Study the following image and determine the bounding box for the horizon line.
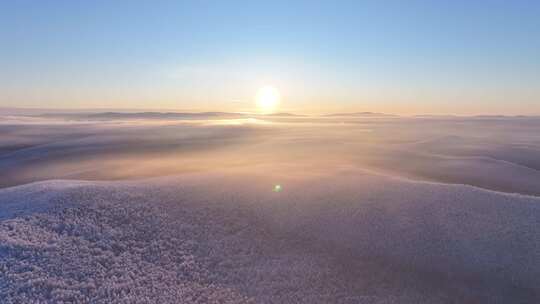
[2,106,540,118]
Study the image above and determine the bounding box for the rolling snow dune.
[1,171,539,303]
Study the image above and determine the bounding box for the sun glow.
[256,86,280,114]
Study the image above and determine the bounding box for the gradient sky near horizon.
[1,0,539,114]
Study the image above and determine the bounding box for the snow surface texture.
[1,171,539,303]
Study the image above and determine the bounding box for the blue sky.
[1,0,539,114]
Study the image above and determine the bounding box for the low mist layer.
[2,113,540,196]
[1,113,540,302]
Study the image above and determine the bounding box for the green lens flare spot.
[273,184,282,192]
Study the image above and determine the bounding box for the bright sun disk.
[256,86,280,114]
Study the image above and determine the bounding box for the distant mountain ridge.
[39,111,245,120]
[324,112,397,117]
[37,111,307,120]
[262,112,306,117]
[88,111,244,119]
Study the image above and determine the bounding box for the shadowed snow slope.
[1,171,539,303]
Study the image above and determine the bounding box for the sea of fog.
[2,113,540,195]
[1,113,540,303]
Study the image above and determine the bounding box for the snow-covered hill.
[1,171,539,303]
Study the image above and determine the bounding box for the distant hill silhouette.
[324,112,397,117]
[37,111,310,120]
[40,112,246,120]
[260,112,306,117]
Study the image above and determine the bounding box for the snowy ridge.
[1,172,540,303]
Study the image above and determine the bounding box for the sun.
[256,86,280,114]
